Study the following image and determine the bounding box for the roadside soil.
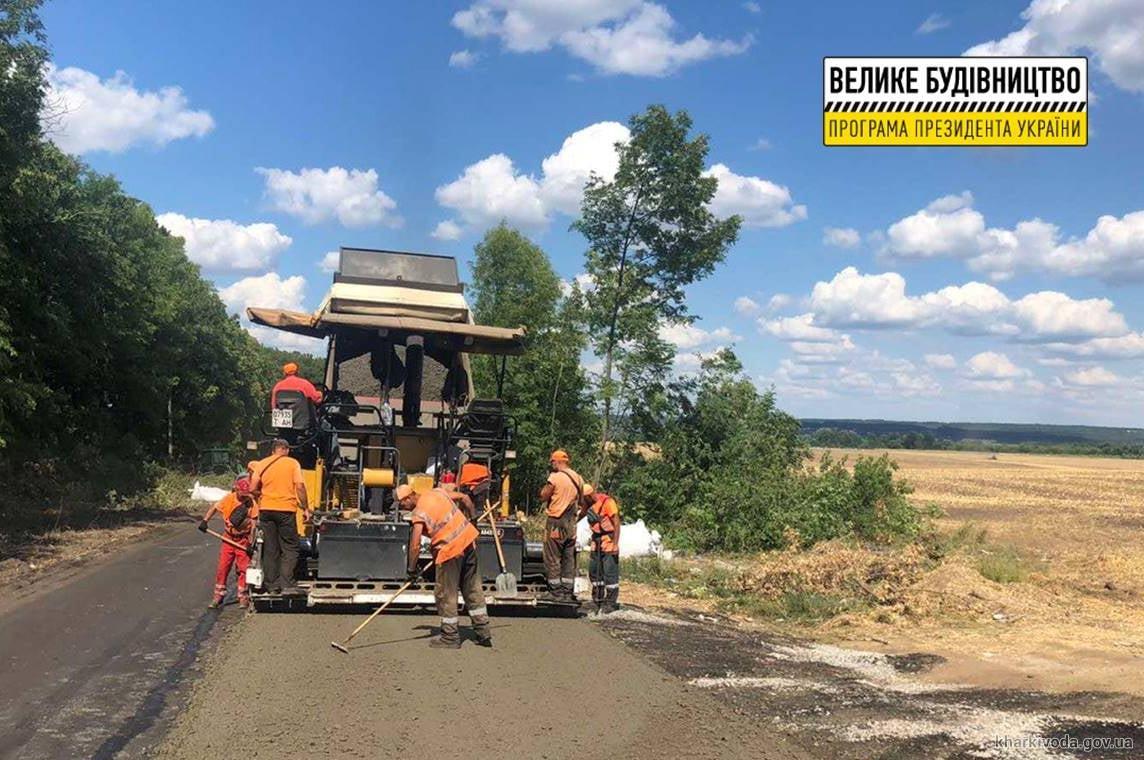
[597,606,1144,759]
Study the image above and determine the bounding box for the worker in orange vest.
[396,483,491,649]
[249,439,311,595]
[538,449,583,602]
[198,475,258,608]
[270,362,322,408]
[578,484,621,614]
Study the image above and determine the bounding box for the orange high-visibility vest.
[588,493,620,554]
[411,489,478,565]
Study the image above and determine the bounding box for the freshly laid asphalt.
[0,522,233,759]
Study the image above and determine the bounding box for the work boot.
[601,587,620,614]
[429,635,462,649]
[560,583,577,603]
[208,596,225,609]
[280,585,304,596]
[539,582,563,603]
[473,621,493,647]
[238,595,249,609]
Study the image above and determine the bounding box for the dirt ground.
[155,611,807,760]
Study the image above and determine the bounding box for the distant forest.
[801,419,1144,458]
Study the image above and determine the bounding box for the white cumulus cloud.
[1060,366,1120,388]
[924,353,957,370]
[882,193,1144,283]
[449,49,480,68]
[319,251,340,273]
[823,227,861,248]
[218,272,323,353]
[964,351,1030,382]
[43,64,214,154]
[157,213,291,273]
[257,167,401,228]
[966,0,1144,93]
[452,1,751,77]
[806,266,1128,342]
[733,296,761,317]
[705,164,807,228]
[659,321,737,350]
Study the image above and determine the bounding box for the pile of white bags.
[188,481,230,502]
[576,516,663,557]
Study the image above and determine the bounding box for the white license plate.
[271,409,293,428]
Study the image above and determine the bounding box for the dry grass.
[627,449,1144,695]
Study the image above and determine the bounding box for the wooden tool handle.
[346,561,433,642]
[206,527,251,553]
[486,509,508,571]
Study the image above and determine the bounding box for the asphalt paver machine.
[245,247,566,611]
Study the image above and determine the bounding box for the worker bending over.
[249,438,310,595]
[579,484,621,614]
[396,484,492,649]
[198,475,258,608]
[270,361,322,408]
[538,449,582,602]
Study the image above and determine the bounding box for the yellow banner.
[823,112,1086,147]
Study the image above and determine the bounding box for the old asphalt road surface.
[0,522,235,759]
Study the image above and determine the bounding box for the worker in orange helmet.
[396,484,492,649]
[270,362,322,408]
[578,483,621,615]
[538,449,583,603]
[198,475,258,608]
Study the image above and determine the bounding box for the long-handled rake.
[331,560,432,654]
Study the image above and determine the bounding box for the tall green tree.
[573,105,741,477]
[469,223,596,508]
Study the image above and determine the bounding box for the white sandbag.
[189,481,230,502]
[575,517,663,557]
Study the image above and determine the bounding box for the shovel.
[486,506,517,596]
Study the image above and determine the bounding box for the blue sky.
[40,0,1144,425]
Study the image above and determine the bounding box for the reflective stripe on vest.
[414,489,470,550]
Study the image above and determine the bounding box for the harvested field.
[628,449,1144,698]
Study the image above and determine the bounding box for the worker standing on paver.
[249,439,310,595]
[578,484,621,615]
[198,475,258,608]
[396,484,492,649]
[270,361,322,408]
[538,449,582,602]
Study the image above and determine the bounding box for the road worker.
[578,484,621,615]
[396,483,492,649]
[270,361,322,408]
[249,439,310,595]
[198,475,258,608]
[538,449,582,602]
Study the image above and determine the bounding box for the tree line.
[807,427,1144,459]
[1,1,317,507]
